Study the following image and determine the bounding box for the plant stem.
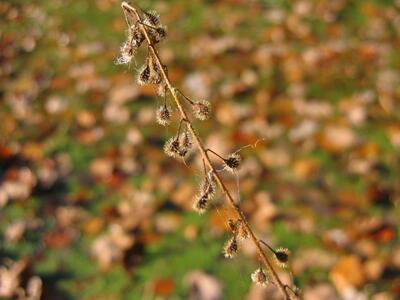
[121,2,292,299]
[205,148,226,161]
[175,88,195,105]
[260,239,277,254]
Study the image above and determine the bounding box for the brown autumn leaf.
[81,217,104,235]
[330,255,366,291]
[317,125,357,153]
[152,278,175,296]
[43,228,74,248]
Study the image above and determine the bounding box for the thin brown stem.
[205,148,226,161]
[163,86,167,107]
[285,285,300,298]
[202,159,207,178]
[120,2,292,299]
[260,239,277,254]
[138,21,159,31]
[176,118,186,139]
[175,88,195,105]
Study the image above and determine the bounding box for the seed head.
[251,268,269,286]
[223,153,241,173]
[223,236,238,258]
[227,219,248,240]
[193,100,211,121]
[274,247,290,268]
[193,194,208,214]
[155,26,167,39]
[156,105,171,126]
[164,137,180,158]
[237,220,249,240]
[143,10,160,26]
[228,219,239,233]
[115,40,136,65]
[199,177,215,200]
[178,130,192,157]
[138,63,151,85]
[148,25,167,44]
[131,24,145,48]
[157,83,168,97]
[147,57,161,85]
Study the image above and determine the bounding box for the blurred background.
[1,0,400,299]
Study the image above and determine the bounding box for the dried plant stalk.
[120,2,296,299]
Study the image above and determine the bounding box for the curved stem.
[176,117,186,139]
[175,88,195,105]
[202,159,208,178]
[260,239,277,254]
[120,3,292,299]
[138,21,159,31]
[205,148,225,161]
[163,86,167,107]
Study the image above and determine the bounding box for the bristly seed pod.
[146,24,167,44]
[223,236,238,258]
[147,55,168,85]
[157,82,168,97]
[227,219,248,240]
[199,177,215,200]
[164,137,180,158]
[193,194,208,214]
[251,268,269,286]
[155,26,167,39]
[138,63,151,85]
[156,105,171,126]
[143,10,160,26]
[228,219,238,233]
[178,130,192,157]
[223,153,241,173]
[237,220,249,240]
[131,24,145,47]
[274,247,289,268]
[192,100,211,121]
[115,40,136,65]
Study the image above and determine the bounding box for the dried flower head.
[155,26,167,39]
[131,24,145,47]
[251,268,269,286]
[156,105,171,126]
[164,137,180,158]
[115,40,136,65]
[148,27,166,44]
[143,10,160,26]
[237,220,249,240]
[193,194,208,214]
[274,247,290,268]
[223,236,238,258]
[227,219,248,240]
[223,153,241,173]
[192,100,211,120]
[199,177,215,200]
[148,57,162,84]
[138,63,151,85]
[228,219,238,233]
[178,130,192,157]
[157,83,168,96]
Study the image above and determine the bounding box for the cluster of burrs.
[117,6,243,209]
[117,4,299,298]
[250,243,299,299]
